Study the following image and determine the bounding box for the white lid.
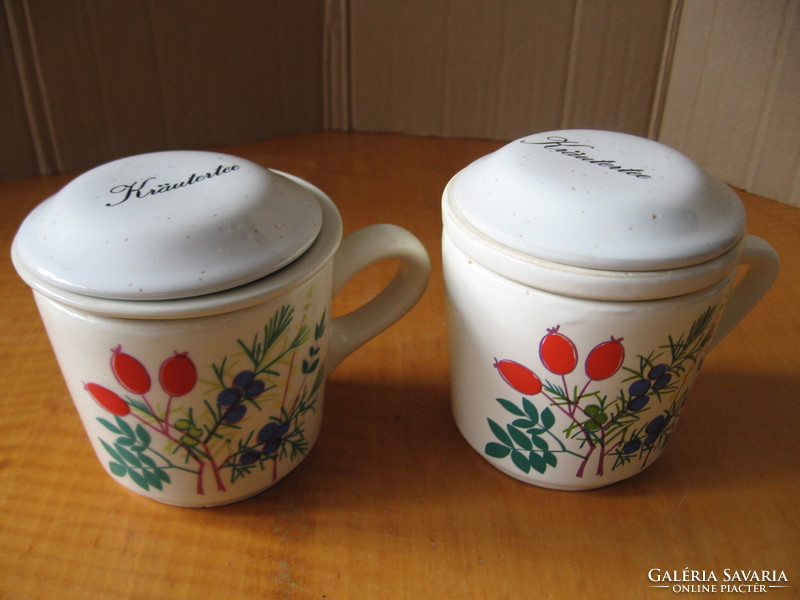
[446,130,745,271]
[12,151,323,300]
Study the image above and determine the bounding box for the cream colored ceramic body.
[442,130,779,490]
[33,274,330,506]
[13,166,430,507]
[445,233,739,490]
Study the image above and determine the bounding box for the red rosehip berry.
[539,326,578,375]
[494,359,542,395]
[110,345,151,394]
[85,382,130,416]
[159,352,197,397]
[584,336,625,381]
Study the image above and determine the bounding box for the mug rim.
[443,179,744,302]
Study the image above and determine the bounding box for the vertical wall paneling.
[560,0,673,134]
[658,0,800,207]
[4,0,798,206]
[646,0,683,139]
[323,0,350,130]
[346,0,673,140]
[2,0,50,178]
[2,0,324,178]
[744,1,800,207]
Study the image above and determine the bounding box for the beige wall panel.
[5,0,323,177]
[565,0,674,133]
[659,0,800,206]
[347,0,673,140]
[348,1,452,136]
[745,3,800,207]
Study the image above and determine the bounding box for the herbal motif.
[85,304,325,495]
[486,306,717,479]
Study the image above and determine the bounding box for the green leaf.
[314,309,327,340]
[156,469,171,483]
[512,418,536,428]
[97,418,123,435]
[529,452,547,474]
[531,435,549,451]
[135,424,151,447]
[100,439,124,464]
[265,305,294,349]
[510,450,531,473]
[109,462,127,477]
[292,325,310,349]
[544,451,558,468]
[116,437,135,447]
[115,445,142,468]
[485,442,512,458]
[310,368,325,396]
[488,419,513,446]
[541,407,556,430]
[127,398,154,419]
[302,358,320,374]
[507,425,533,450]
[128,469,150,490]
[115,416,135,439]
[144,470,163,491]
[585,420,601,432]
[522,398,539,423]
[138,453,156,468]
[496,398,525,417]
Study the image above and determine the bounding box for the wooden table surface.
[1,132,798,599]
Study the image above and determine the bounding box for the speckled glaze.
[12,152,430,506]
[13,151,325,300]
[443,130,779,490]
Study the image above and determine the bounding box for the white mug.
[442,130,779,490]
[12,151,430,506]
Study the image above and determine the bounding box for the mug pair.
[12,131,779,505]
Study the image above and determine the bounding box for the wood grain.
[1,133,797,599]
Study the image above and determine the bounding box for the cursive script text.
[107,163,240,206]
[522,136,651,179]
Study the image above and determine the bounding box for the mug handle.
[709,235,779,349]
[327,224,430,373]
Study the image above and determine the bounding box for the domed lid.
[446,130,745,271]
[12,150,323,300]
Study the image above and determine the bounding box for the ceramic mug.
[442,130,779,490]
[12,152,430,506]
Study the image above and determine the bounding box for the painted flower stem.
[129,393,230,493]
[163,394,176,434]
[127,411,204,475]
